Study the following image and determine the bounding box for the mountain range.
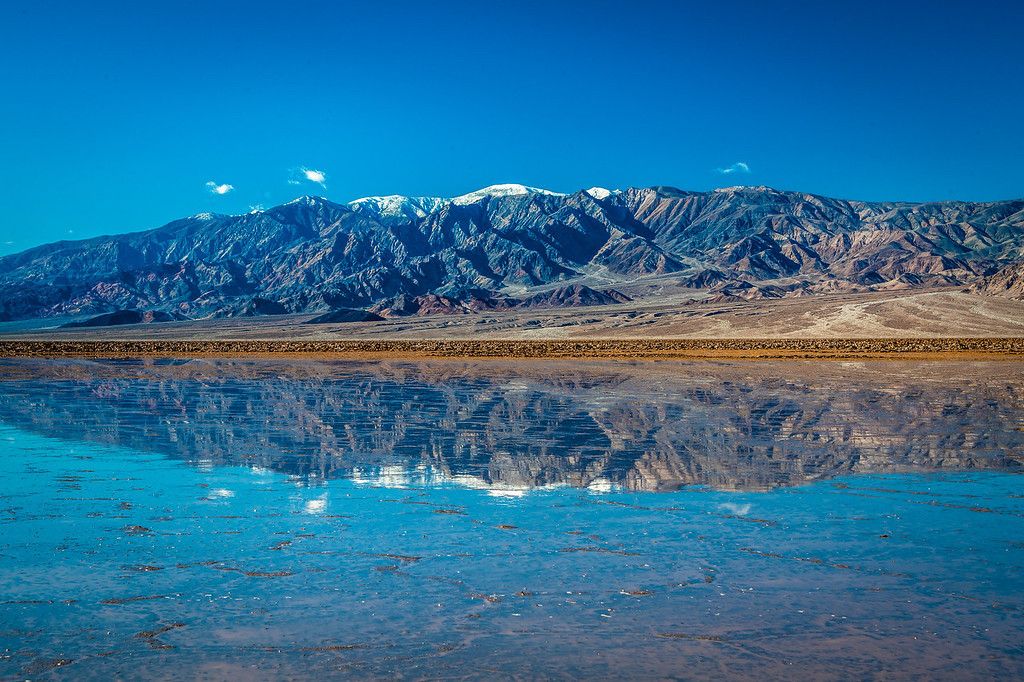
[1,183,1022,322]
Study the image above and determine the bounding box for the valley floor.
[1,289,1023,359]
[3,288,1024,338]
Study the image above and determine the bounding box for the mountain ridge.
[1,185,1022,322]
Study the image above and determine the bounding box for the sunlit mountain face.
[1,186,1022,322]
[0,358,1018,492]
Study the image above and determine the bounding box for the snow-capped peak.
[284,195,331,206]
[343,184,572,220]
[451,184,565,205]
[347,194,446,219]
[348,194,407,207]
[714,185,775,193]
[585,187,619,200]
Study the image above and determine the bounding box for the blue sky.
[1,0,1022,254]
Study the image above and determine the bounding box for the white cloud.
[715,162,751,175]
[288,167,328,189]
[205,181,235,195]
[301,167,327,186]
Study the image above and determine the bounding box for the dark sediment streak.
[0,338,1023,359]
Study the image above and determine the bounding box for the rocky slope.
[973,261,1024,299]
[60,309,186,328]
[1,185,1021,321]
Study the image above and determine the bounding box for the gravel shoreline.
[1,338,1023,359]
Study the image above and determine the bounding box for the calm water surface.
[0,358,1021,679]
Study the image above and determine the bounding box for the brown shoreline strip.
[1,338,1023,359]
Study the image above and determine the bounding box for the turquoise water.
[0,359,1021,679]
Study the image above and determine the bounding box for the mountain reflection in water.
[0,358,1019,492]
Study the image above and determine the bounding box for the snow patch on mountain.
[346,184,567,216]
[348,195,446,219]
[585,187,618,200]
[451,184,565,205]
[714,185,777,193]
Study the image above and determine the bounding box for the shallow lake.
[0,358,1021,679]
